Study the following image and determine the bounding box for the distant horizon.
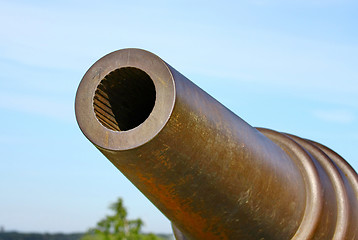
[0,229,172,234]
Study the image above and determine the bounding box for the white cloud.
[0,92,74,123]
[251,0,354,6]
[312,109,355,124]
[0,134,37,145]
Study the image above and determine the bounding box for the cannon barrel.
[75,49,358,240]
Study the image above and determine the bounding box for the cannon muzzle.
[75,49,358,240]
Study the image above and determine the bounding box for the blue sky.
[0,0,357,234]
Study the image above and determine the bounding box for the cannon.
[75,49,358,240]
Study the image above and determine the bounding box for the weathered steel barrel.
[75,49,358,240]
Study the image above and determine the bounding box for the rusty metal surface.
[172,223,189,240]
[75,49,358,240]
[258,129,358,240]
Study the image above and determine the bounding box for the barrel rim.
[75,48,176,151]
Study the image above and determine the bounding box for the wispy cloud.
[251,0,355,6]
[0,134,38,145]
[312,109,355,124]
[0,92,73,123]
